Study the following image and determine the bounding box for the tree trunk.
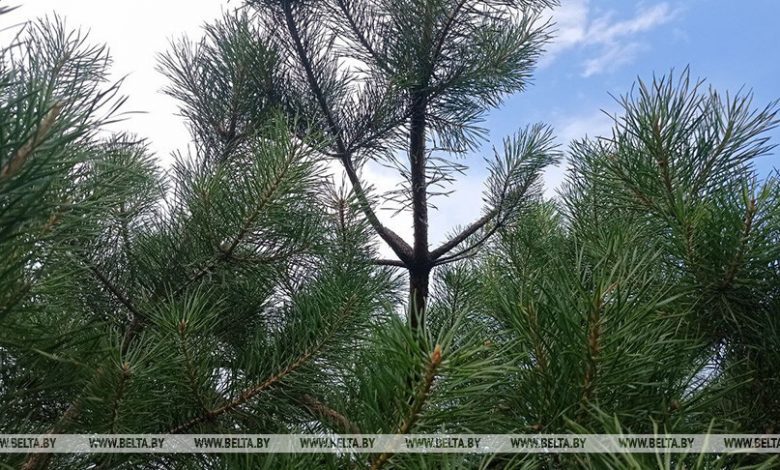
[409,88,430,332]
[409,266,430,331]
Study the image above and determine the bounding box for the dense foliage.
[0,1,778,469]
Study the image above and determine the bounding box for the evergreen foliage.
[0,2,778,469]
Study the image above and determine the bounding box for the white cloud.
[6,0,230,164]
[586,3,674,44]
[556,109,615,145]
[540,0,590,62]
[542,0,677,76]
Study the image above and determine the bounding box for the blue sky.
[8,0,780,253]
[489,0,780,187]
[381,0,780,249]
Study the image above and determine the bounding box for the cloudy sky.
[6,0,780,255]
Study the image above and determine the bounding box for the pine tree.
[470,70,779,468]
[2,3,780,470]
[0,8,513,470]
[159,0,561,331]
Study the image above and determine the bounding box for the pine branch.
[0,199,63,316]
[177,321,211,413]
[433,218,502,266]
[430,210,497,260]
[433,125,558,263]
[431,253,471,266]
[342,159,413,264]
[650,114,676,210]
[218,246,309,265]
[86,263,144,324]
[333,0,389,72]
[86,261,142,355]
[691,119,734,196]
[429,0,470,73]
[369,344,443,470]
[118,204,137,291]
[372,258,406,267]
[279,1,413,263]
[720,197,757,290]
[109,362,132,434]
[35,180,252,459]
[20,368,102,470]
[347,101,414,155]
[298,394,361,434]
[580,283,612,417]
[0,102,63,181]
[171,142,297,298]
[20,130,310,466]
[167,295,358,433]
[527,303,547,375]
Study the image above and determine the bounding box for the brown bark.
[408,266,431,331]
[408,88,431,332]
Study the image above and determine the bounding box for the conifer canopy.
[0,2,778,469]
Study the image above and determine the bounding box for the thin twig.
[299,394,361,434]
[1,102,63,181]
[430,210,497,260]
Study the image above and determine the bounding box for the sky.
[5,0,780,256]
